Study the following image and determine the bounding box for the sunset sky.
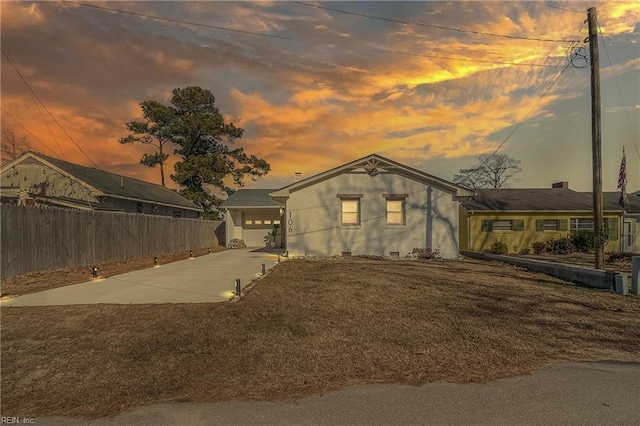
[2,1,639,193]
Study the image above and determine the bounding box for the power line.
[65,0,568,69]
[62,1,296,41]
[598,26,640,160]
[1,41,71,164]
[463,25,585,186]
[363,46,567,68]
[486,61,572,158]
[1,108,60,157]
[544,3,585,14]
[1,44,158,249]
[293,1,581,43]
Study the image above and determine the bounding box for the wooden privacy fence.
[1,204,224,278]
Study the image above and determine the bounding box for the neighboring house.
[221,154,473,258]
[0,151,203,218]
[459,182,640,254]
[220,189,284,247]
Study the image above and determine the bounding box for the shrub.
[531,241,546,255]
[411,248,441,260]
[546,236,574,255]
[489,240,508,255]
[607,252,639,262]
[518,247,531,255]
[571,231,595,253]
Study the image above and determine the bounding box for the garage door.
[243,228,270,247]
[242,210,282,247]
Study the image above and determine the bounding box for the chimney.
[294,172,302,182]
[552,181,568,189]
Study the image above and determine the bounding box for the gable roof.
[220,189,284,208]
[270,153,474,199]
[462,188,627,212]
[3,152,203,211]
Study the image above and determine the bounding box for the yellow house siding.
[466,212,621,253]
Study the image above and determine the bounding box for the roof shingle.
[34,152,202,211]
[462,188,627,212]
[220,189,284,208]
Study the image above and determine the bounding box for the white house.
[222,154,473,258]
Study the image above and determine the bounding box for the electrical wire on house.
[1,48,152,251]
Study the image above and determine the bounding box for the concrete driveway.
[1,248,279,306]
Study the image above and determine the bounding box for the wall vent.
[341,251,352,257]
[390,251,400,257]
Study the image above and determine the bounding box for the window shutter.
[481,220,493,232]
[607,218,619,241]
[558,219,569,231]
[536,219,544,232]
[513,219,525,231]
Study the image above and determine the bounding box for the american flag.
[617,147,626,191]
[617,147,627,210]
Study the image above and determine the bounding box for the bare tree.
[453,153,521,189]
[1,129,31,164]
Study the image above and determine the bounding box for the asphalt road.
[33,361,640,425]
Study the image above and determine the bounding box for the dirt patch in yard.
[2,257,639,418]
[0,246,226,297]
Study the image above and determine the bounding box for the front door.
[622,219,633,253]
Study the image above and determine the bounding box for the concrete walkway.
[32,361,640,425]
[1,248,280,306]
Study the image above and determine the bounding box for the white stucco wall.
[284,171,460,258]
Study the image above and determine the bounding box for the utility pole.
[588,7,604,269]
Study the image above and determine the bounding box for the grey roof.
[462,188,626,212]
[220,189,284,208]
[33,152,202,211]
[271,153,473,199]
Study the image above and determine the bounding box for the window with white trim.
[386,199,404,225]
[570,218,594,232]
[341,198,360,226]
[492,220,513,231]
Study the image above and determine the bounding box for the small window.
[245,220,253,225]
[136,202,143,213]
[492,220,513,231]
[341,199,360,226]
[172,211,182,218]
[264,219,271,225]
[544,220,558,231]
[482,219,524,232]
[571,218,594,232]
[254,220,262,225]
[386,200,404,225]
[273,219,280,225]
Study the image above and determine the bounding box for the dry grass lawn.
[2,257,639,418]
